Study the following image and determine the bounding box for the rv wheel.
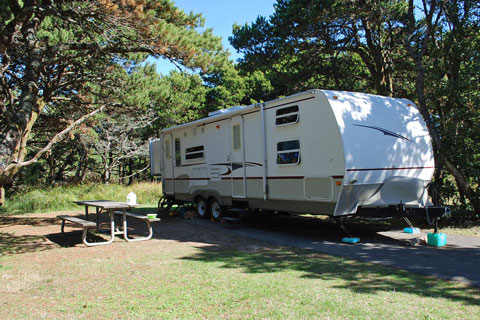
[196,198,209,219]
[210,199,223,222]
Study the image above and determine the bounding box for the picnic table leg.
[122,210,154,242]
[95,206,101,230]
[85,205,89,220]
[95,207,111,233]
[82,211,115,246]
[122,209,130,240]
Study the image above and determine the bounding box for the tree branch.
[118,164,150,180]
[12,105,109,170]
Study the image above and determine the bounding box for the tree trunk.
[128,159,133,186]
[359,16,394,97]
[0,185,5,207]
[46,154,56,185]
[103,162,110,184]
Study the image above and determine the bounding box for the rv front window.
[185,146,204,160]
[276,139,301,165]
[276,105,299,126]
[175,138,181,166]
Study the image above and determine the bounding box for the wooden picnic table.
[74,200,138,221]
[58,200,160,246]
[69,200,139,246]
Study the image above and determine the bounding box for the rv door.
[230,115,246,198]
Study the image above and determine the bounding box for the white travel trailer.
[150,89,447,222]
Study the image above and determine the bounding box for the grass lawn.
[0,182,162,215]
[1,213,479,319]
[441,225,480,237]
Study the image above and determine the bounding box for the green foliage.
[0,182,162,214]
[242,70,274,104]
[202,61,247,109]
[152,70,209,127]
[0,0,229,204]
[231,0,410,99]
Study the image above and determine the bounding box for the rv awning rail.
[160,90,317,134]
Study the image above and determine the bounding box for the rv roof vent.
[208,105,246,117]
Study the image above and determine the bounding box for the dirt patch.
[0,211,261,257]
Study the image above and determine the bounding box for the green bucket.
[427,233,447,247]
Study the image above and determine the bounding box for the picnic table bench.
[57,215,101,246]
[57,200,161,246]
[113,210,160,242]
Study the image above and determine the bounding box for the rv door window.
[185,146,204,160]
[175,138,181,166]
[276,139,301,165]
[232,125,241,150]
[276,105,299,126]
[165,139,171,159]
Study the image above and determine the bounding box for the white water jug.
[127,192,137,205]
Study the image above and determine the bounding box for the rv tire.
[210,198,223,222]
[195,197,209,219]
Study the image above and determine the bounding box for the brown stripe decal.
[180,162,207,167]
[347,166,434,172]
[205,176,305,181]
[167,175,340,181]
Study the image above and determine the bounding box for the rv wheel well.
[208,195,223,207]
[193,195,204,203]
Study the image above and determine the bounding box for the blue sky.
[150,0,276,74]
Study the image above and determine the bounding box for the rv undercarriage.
[355,204,451,232]
[159,193,449,234]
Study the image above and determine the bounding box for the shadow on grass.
[0,229,109,255]
[46,231,112,248]
[0,216,59,228]
[0,207,160,254]
[180,243,480,307]
[145,211,480,307]
[0,232,56,256]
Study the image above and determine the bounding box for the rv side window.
[185,146,204,160]
[175,138,181,166]
[233,125,241,150]
[276,105,299,126]
[276,139,301,165]
[165,139,171,159]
